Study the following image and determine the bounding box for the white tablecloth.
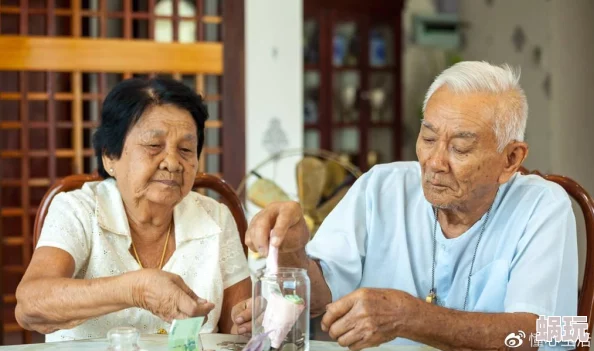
[0,334,432,351]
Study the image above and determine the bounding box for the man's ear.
[498,141,529,184]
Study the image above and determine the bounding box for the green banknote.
[168,316,205,351]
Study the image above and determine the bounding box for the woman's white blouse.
[36,178,250,342]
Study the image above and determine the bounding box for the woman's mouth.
[154,179,180,186]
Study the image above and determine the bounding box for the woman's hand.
[230,296,271,336]
[230,298,252,335]
[128,269,214,322]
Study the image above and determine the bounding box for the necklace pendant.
[426,289,437,304]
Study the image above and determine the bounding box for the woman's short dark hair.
[92,77,208,178]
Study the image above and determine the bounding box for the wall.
[459,0,594,193]
[401,0,448,161]
[549,0,594,199]
[549,0,594,290]
[458,0,594,289]
[458,0,553,173]
[245,0,304,220]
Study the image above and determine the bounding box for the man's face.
[416,86,508,210]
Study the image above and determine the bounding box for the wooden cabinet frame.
[0,0,245,343]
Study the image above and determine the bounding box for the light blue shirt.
[306,161,578,347]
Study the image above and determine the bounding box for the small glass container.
[106,326,143,351]
[252,268,311,351]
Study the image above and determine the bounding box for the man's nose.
[427,144,449,173]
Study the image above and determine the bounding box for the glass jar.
[106,326,143,351]
[252,268,311,351]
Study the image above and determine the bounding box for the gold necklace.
[132,222,171,269]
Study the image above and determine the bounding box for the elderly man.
[233,61,578,350]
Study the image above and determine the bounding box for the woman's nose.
[160,150,183,172]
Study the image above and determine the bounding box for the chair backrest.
[32,173,248,255]
[519,167,594,350]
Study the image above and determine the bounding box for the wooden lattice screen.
[0,0,244,344]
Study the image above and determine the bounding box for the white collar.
[94,178,222,243]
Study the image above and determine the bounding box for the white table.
[0,334,432,351]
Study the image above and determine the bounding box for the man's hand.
[321,288,416,351]
[245,201,310,256]
[246,201,334,316]
[241,200,310,330]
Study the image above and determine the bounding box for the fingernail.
[235,317,244,324]
[197,298,207,304]
[238,327,247,334]
[321,323,327,332]
[258,245,268,256]
[270,236,281,247]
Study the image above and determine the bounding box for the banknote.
[168,316,205,351]
[241,331,272,351]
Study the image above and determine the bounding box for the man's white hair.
[422,61,528,152]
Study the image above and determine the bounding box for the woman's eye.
[423,138,435,143]
[146,144,162,151]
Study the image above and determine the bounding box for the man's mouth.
[423,172,451,190]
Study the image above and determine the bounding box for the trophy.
[368,88,386,123]
[367,150,379,168]
[340,84,357,123]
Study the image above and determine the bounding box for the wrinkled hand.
[321,288,416,351]
[129,269,214,323]
[245,201,309,256]
[231,298,252,335]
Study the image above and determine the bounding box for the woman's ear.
[102,152,116,177]
[498,141,529,184]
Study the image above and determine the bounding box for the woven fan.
[238,149,362,238]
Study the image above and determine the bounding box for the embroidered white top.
[36,178,250,342]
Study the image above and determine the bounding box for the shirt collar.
[95,178,222,243]
[173,191,223,243]
[95,178,130,236]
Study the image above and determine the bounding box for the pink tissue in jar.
[262,293,305,349]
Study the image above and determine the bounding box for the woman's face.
[103,104,200,208]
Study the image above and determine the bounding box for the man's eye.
[423,138,435,143]
[453,147,469,155]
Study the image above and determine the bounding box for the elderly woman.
[15,78,251,341]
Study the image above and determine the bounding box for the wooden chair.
[32,173,248,252]
[519,167,594,350]
[20,173,246,344]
